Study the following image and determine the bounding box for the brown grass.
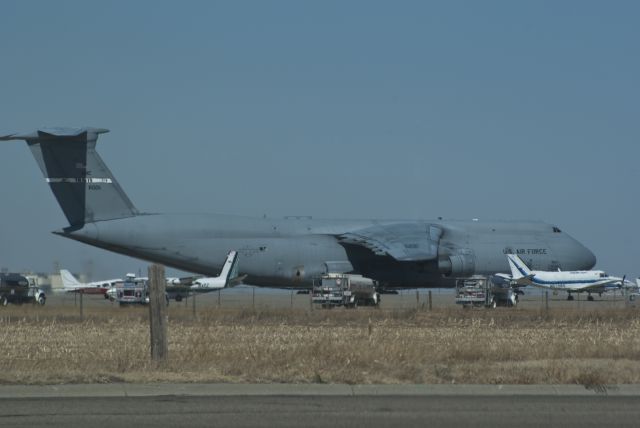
[0,305,639,385]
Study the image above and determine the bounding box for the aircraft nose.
[583,246,597,269]
[574,241,597,270]
[558,232,597,270]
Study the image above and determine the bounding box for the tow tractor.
[312,273,379,308]
[455,275,519,309]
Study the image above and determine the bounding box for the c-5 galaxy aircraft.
[0,128,597,289]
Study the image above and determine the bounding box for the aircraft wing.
[511,274,535,286]
[166,276,201,286]
[572,278,623,292]
[541,278,623,293]
[337,223,442,262]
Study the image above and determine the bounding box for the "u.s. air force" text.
[503,248,547,255]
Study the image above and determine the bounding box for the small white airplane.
[60,270,122,298]
[507,254,624,301]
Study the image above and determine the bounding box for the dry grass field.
[0,302,639,386]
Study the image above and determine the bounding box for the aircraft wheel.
[490,300,497,309]
[567,295,574,301]
[587,295,594,302]
[37,295,46,306]
[175,295,182,302]
[0,296,7,307]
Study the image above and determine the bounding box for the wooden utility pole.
[149,264,168,362]
[545,290,549,311]
[192,292,196,318]
[79,291,84,320]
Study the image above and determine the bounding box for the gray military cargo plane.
[0,128,596,289]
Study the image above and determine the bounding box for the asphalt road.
[2,394,639,428]
[1,385,639,428]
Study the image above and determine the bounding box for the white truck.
[114,274,170,306]
[455,275,519,309]
[312,273,379,308]
[115,275,149,306]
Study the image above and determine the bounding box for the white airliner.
[507,254,624,301]
[60,270,122,298]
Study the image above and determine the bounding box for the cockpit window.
[552,226,562,233]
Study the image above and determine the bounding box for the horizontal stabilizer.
[0,127,109,141]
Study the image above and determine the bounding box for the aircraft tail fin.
[190,251,241,290]
[60,269,82,289]
[1,128,138,227]
[507,254,532,279]
[220,251,240,287]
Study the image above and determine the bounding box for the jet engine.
[438,253,475,277]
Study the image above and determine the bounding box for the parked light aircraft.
[0,128,597,289]
[168,250,243,301]
[104,251,242,301]
[60,269,121,298]
[507,254,623,301]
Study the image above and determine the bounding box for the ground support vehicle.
[0,273,46,306]
[455,275,518,309]
[115,276,149,306]
[115,275,170,306]
[312,274,379,308]
[626,292,640,308]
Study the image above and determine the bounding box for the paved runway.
[43,284,631,312]
[1,384,638,427]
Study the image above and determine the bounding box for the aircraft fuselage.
[60,213,596,288]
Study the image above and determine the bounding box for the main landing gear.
[567,293,595,301]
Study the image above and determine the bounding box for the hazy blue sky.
[1,1,638,280]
